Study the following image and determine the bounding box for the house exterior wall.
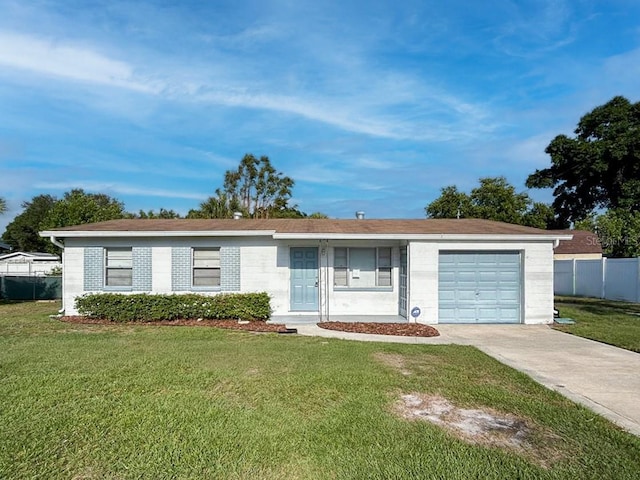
[61,236,554,324]
[407,240,554,325]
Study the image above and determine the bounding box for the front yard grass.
[554,296,640,353]
[1,301,640,479]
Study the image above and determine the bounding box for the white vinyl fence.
[554,258,640,302]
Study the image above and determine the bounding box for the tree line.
[0,154,327,253]
[1,96,639,256]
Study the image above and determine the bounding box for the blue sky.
[1,0,639,230]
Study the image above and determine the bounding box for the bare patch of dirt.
[373,352,413,375]
[60,316,289,333]
[394,393,565,467]
[318,322,439,337]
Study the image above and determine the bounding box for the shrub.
[75,292,271,322]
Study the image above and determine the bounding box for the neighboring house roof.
[41,218,571,241]
[550,230,602,255]
[0,251,60,262]
[0,242,11,251]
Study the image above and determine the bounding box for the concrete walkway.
[292,323,640,436]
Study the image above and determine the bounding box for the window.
[334,247,392,288]
[105,247,132,287]
[192,248,221,287]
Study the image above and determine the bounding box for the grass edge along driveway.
[1,301,640,479]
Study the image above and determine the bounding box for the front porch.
[269,315,409,325]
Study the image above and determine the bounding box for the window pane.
[334,267,347,286]
[377,247,392,267]
[334,248,348,268]
[106,248,132,268]
[193,268,220,286]
[105,248,132,286]
[106,268,132,286]
[193,248,220,266]
[377,267,392,286]
[349,248,376,288]
[192,248,221,287]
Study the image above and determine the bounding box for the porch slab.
[269,315,409,325]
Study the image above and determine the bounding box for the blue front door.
[290,247,318,311]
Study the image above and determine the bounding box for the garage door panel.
[477,290,499,302]
[456,290,478,302]
[498,288,519,300]
[451,307,476,322]
[438,290,456,302]
[439,251,521,324]
[439,271,457,283]
[455,272,475,282]
[478,271,498,282]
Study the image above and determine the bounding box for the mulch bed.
[317,322,440,337]
[60,316,289,333]
[59,317,439,337]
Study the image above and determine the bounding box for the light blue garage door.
[439,251,521,324]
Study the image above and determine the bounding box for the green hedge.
[75,292,271,322]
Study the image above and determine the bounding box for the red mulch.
[60,316,289,333]
[317,322,440,337]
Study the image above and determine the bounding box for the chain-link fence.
[0,276,62,300]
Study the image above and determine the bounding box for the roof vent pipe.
[233,212,243,220]
[355,211,365,220]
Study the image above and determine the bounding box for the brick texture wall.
[171,246,191,291]
[132,247,152,291]
[220,246,240,291]
[83,247,103,290]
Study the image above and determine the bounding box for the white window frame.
[104,247,133,288]
[192,247,221,288]
[333,247,392,289]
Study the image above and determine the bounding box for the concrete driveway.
[293,323,640,436]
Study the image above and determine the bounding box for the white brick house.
[40,218,570,324]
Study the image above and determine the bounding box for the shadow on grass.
[555,296,640,316]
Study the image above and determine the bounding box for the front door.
[290,247,319,311]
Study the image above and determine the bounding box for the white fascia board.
[272,233,574,242]
[39,230,276,238]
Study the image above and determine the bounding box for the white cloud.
[33,181,207,200]
[0,31,159,93]
[0,28,496,143]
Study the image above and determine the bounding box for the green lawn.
[1,301,640,479]
[554,296,640,353]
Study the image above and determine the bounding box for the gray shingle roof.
[48,218,559,235]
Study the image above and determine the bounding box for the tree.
[0,197,6,215]
[186,193,243,219]
[40,189,126,239]
[575,209,640,258]
[221,154,295,219]
[308,212,329,219]
[425,186,473,219]
[469,177,530,225]
[522,202,557,230]
[2,194,57,252]
[425,177,563,228]
[132,208,181,219]
[526,96,640,224]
